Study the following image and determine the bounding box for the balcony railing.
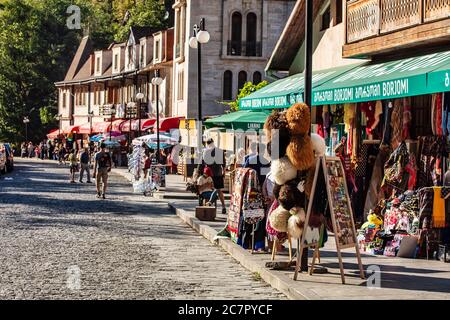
[226,41,262,57]
[424,0,449,22]
[346,0,449,43]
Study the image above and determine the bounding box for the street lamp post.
[127,103,133,153]
[294,0,314,279]
[109,105,116,142]
[152,70,163,164]
[55,114,62,139]
[189,18,210,163]
[23,116,30,142]
[136,92,145,138]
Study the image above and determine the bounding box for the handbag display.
[242,170,265,224]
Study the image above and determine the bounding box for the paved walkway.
[0,159,285,300]
[114,171,450,300]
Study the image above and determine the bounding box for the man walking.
[93,143,112,199]
[79,147,92,183]
[202,139,227,214]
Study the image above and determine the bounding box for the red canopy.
[63,125,79,134]
[112,119,127,132]
[92,122,111,133]
[47,129,62,140]
[159,117,184,132]
[141,118,156,131]
[78,123,92,134]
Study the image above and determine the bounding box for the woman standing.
[67,149,79,183]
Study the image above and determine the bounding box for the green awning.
[204,110,271,131]
[428,63,450,93]
[312,51,450,105]
[240,64,363,110]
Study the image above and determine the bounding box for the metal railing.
[346,0,449,43]
[226,41,262,57]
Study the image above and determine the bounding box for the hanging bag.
[242,170,265,224]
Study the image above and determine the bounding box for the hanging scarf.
[228,168,251,243]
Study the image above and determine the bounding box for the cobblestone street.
[0,159,285,300]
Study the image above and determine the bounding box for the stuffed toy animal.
[270,156,297,186]
[311,133,326,157]
[268,206,291,233]
[264,111,290,159]
[285,103,315,171]
[277,180,306,210]
[286,102,311,135]
[286,134,315,172]
[287,207,306,239]
[361,211,383,230]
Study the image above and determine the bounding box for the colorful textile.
[435,93,443,136]
[443,92,450,138]
[432,187,446,228]
[242,169,265,224]
[266,200,288,243]
[390,99,403,150]
[402,97,412,140]
[228,168,251,242]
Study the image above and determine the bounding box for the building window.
[229,12,242,56]
[238,71,247,93]
[114,53,119,71]
[140,44,145,67]
[223,70,233,101]
[96,57,101,73]
[62,92,67,108]
[335,0,342,25]
[155,40,160,61]
[321,5,331,31]
[177,70,184,101]
[253,71,262,85]
[246,13,257,56]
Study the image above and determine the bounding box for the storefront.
[238,50,450,261]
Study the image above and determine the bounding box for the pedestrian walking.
[67,149,79,183]
[79,147,92,183]
[201,138,227,214]
[93,143,112,199]
[27,142,34,158]
[21,143,27,158]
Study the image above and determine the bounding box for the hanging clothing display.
[443,92,450,138]
[381,101,393,146]
[402,97,412,140]
[390,99,404,150]
[228,168,251,243]
[432,187,446,228]
[417,136,447,188]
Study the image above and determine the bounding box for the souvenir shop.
[309,91,450,260]
[230,50,450,263]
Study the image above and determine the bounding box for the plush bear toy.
[286,103,315,172]
[265,103,326,237]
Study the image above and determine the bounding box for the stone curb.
[168,204,322,300]
[112,168,319,300]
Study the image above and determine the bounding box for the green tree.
[226,81,269,112]
[114,0,168,42]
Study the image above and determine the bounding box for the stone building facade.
[172,0,295,118]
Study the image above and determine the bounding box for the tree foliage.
[0,0,169,143]
[226,81,269,112]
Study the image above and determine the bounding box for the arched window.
[253,71,262,85]
[246,13,257,56]
[238,71,247,93]
[230,12,242,55]
[223,71,233,101]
